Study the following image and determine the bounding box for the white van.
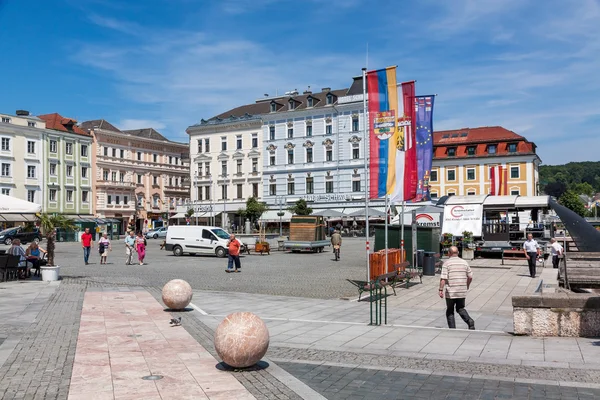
[165,225,245,258]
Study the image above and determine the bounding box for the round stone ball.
[162,279,193,310]
[214,312,270,368]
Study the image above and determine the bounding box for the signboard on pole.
[442,204,484,236]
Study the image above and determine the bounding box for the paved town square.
[2,239,600,399]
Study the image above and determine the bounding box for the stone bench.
[513,293,600,337]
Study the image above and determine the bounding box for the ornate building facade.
[186,110,266,228]
[82,120,189,233]
[430,126,540,198]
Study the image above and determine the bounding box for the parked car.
[165,225,245,257]
[0,227,42,245]
[145,227,167,239]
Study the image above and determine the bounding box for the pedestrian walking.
[523,233,541,278]
[549,238,564,269]
[135,231,146,265]
[226,234,241,273]
[98,233,112,264]
[124,231,136,265]
[81,227,93,265]
[331,229,342,261]
[439,246,475,330]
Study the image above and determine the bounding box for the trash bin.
[416,249,425,269]
[423,251,436,276]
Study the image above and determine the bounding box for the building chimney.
[321,87,331,92]
[16,110,30,116]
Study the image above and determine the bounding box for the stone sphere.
[162,279,193,310]
[214,312,270,368]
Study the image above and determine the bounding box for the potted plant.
[37,213,76,281]
[441,233,454,255]
[461,231,475,260]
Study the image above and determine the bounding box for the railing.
[97,180,136,188]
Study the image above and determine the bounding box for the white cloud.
[71,0,600,164]
[118,119,166,131]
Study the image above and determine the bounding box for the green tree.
[185,208,194,218]
[572,182,595,197]
[288,199,313,215]
[238,197,267,223]
[558,190,587,217]
[37,213,77,266]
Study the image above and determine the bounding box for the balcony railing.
[97,180,136,188]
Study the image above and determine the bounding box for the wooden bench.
[501,249,528,265]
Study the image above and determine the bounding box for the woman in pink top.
[135,231,146,265]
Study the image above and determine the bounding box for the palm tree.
[37,213,76,266]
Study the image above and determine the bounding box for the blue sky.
[0,0,599,164]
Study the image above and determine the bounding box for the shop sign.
[302,194,352,202]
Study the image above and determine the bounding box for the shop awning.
[0,213,38,222]
[515,196,550,208]
[483,195,519,207]
[313,209,347,218]
[259,210,292,223]
[347,207,387,218]
[170,213,186,219]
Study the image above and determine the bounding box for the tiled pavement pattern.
[69,287,256,400]
[277,361,600,400]
[146,287,307,400]
[191,290,600,367]
[0,279,83,400]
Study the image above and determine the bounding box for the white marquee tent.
[0,194,42,222]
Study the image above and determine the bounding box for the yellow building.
[429,126,540,198]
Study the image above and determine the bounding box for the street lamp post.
[276,195,285,237]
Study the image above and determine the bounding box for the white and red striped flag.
[490,165,508,195]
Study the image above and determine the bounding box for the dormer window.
[326,94,333,105]
[288,99,295,110]
[488,144,497,154]
[270,102,277,113]
[508,143,517,153]
[467,146,476,156]
[447,147,456,157]
[307,97,314,108]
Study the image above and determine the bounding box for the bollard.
[369,280,388,326]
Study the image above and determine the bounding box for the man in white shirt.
[523,233,541,278]
[549,238,563,269]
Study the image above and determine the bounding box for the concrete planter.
[40,266,60,282]
[462,248,474,260]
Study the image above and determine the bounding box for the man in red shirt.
[226,234,241,273]
[81,227,93,265]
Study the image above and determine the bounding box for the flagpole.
[362,67,370,283]
[401,201,405,261]
[385,194,389,271]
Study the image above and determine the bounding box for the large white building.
[186,110,267,228]
[0,110,46,209]
[260,81,378,216]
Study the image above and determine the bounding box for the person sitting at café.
[8,239,29,279]
[26,242,47,277]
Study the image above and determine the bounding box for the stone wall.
[513,293,600,337]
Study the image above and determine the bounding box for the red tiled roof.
[434,126,524,145]
[38,113,89,136]
[433,126,536,160]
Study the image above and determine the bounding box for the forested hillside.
[539,162,600,198]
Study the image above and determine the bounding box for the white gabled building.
[260,81,386,217]
[186,108,268,228]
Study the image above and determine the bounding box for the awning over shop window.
[258,210,292,223]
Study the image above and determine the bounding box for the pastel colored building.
[0,110,45,211]
[430,126,540,198]
[81,120,190,233]
[38,113,94,217]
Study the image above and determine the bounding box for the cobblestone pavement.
[15,240,368,299]
[0,240,596,399]
[0,279,85,400]
[276,361,600,400]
